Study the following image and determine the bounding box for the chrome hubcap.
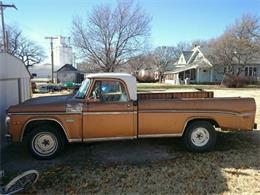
[191,127,209,147]
[32,132,58,156]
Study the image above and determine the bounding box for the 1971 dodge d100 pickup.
[6,73,257,159]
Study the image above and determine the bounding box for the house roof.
[56,64,79,72]
[199,46,260,64]
[164,64,194,74]
[232,55,260,64]
[187,50,199,64]
[247,56,260,64]
[165,59,212,74]
[165,64,176,71]
[182,51,193,62]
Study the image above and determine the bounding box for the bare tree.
[152,46,177,82]
[237,14,260,40]
[231,14,260,74]
[77,61,101,73]
[207,35,236,74]
[207,14,260,75]
[174,41,192,60]
[124,53,153,75]
[1,26,46,68]
[72,0,151,72]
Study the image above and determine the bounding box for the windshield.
[74,79,91,98]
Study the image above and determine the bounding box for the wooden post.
[210,68,213,82]
[197,68,200,83]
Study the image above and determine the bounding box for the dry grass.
[23,131,259,194]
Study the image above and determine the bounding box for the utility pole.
[45,36,58,83]
[0,1,17,51]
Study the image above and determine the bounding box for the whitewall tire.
[28,126,65,159]
[184,121,216,152]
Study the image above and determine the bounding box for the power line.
[45,36,58,83]
[0,1,17,51]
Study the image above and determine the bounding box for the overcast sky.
[3,0,260,58]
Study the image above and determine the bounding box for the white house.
[164,46,260,84]
[0,52,31,143]
[164,46,217,84]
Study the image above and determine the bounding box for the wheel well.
[22,120,68,142]
[184,118,219,134]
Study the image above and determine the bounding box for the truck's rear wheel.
[183,121,216,152]
[27,126,65,159]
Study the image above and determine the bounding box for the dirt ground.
[1,88,260,194]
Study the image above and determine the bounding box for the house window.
[253,67,257,76]
[245,66,256,77]
[249,67,253,76]
[237,68,241,74]
[245,67,248,76]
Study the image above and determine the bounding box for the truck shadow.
[1,130,260,194]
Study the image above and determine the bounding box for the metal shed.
[56,64,84,84]
[0,52,31,143]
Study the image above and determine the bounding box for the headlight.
[5,115,10,133]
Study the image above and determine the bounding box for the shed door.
[0,79,19,138]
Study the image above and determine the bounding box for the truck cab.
[77,73,138,141]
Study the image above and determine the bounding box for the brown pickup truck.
[5,73,257,159]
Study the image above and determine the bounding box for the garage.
[0,52,31,146]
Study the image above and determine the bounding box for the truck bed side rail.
[137,91,214,100]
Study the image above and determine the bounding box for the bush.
[221,73,249,88]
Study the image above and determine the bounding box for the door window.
[89,80,129,102]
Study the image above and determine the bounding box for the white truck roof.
[85,73,137,101]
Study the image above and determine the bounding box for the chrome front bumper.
[5,133,11,138]
[4,114,12,141]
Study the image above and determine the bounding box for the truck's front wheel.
[27,126,65,159]
[184,121,216,152]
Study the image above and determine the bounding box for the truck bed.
[137,97,256,135]
[137,91,214,100]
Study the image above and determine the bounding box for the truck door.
[82,79,137,141]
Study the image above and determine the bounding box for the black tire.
[27,125,65,160]
[183,121,216,152]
